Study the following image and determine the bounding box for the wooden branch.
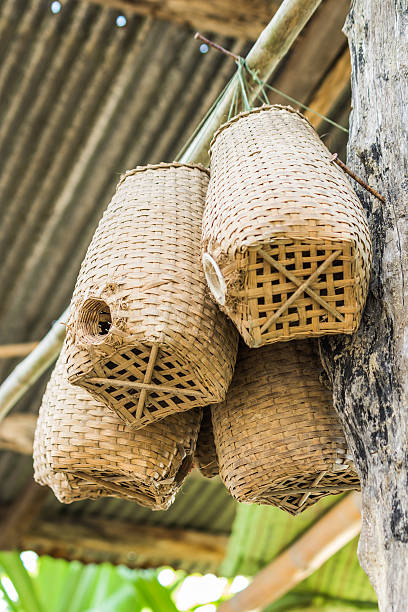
[219,492,362,612]
[0,414,36,455]
[0,343,39,359]
[21,516,228,571]
[331,154,385,203]
[304,48,351,129]
[81,0,281,40]
[0,1,322,422]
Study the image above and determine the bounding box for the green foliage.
[0,553,185,612]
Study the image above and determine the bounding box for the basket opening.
[78,299,112,341]
[202,253,226,306]
[174,454,193,484]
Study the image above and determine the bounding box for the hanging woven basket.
[194,408,218,478]
[212,341,360,515]
[34,347,202,508]
[65,163,238,429]
[202,105,372,348]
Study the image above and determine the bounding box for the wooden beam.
[82,0,281,40]
[21,516,228,571]
[304,47,351,129]
[219,492,362,612]
[0,414,36,455]
[0,343,39,359]
[0,478,49,550]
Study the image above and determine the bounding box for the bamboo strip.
[258,250,342,336]
[135,343,159,420]
[87,378,206,398]
[74,471,159,506]
[258,248,345,322]
[269,484,359,496]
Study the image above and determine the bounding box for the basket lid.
[209,104,314,156]
[117,161,210,189]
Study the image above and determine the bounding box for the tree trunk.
[320,1,408,609]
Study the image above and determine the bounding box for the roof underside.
[0,0,351,574]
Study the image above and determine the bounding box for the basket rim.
[117,162,210,189]
[209,104,314,156]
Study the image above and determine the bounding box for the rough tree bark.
[320,1,408,609]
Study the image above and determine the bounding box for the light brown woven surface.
[194,407,218,478]
[212,340,360,515]
[34,346,202,508]
[65,163,238,428]
[202,105,372,347]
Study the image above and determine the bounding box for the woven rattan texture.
[194,408,218,478]
[202,105,372,347]
[34,347,202,508]
[211,341,360,515]
[66,163,238,428]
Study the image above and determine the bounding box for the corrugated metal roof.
[0,0,351,571]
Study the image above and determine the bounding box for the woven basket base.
[75,341,218,429]
[222,238,361,347]
[49,472,172,509]
[237,469,361,515]
[42,452,194,509]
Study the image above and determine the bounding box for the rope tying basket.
[34,347,202,508]
[202,105,372,348]
[66,163,238,428]
[212,341,360,515]
[194,408,218,478]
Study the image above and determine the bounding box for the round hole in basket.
[202,253,226,306]
[212,340,360,515]
[77,298,112,342]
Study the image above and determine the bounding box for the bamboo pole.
[0,414,37,454]
[0,0,322,422]
[0,308,69,419]
[0,342,39,359]
[180,0,322,165]
[219,492,362,612]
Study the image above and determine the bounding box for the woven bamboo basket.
[212,341,360,515]
[34,348,202,509]
[202,105,372,348]
[65,163,238,428]
[194,408,218,478]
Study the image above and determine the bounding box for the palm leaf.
[0,552,44,612]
